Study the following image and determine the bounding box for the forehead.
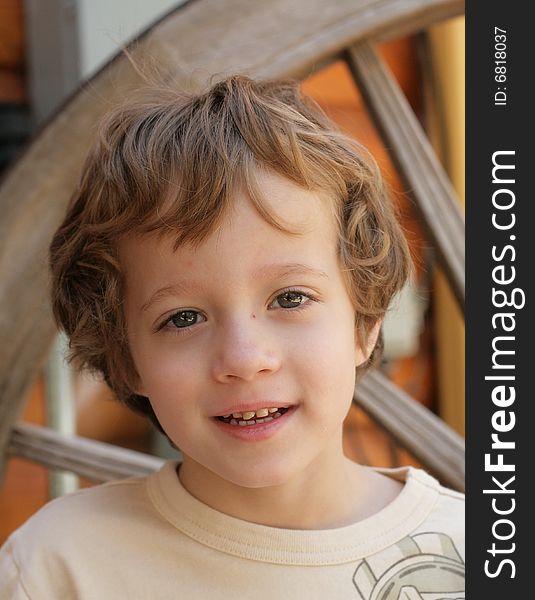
[118,171,340,275]
[245,168,337,229]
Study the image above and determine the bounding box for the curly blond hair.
[49,75,412,433]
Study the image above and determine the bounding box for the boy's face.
[120,170,377,490]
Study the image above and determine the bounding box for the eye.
[271,290,315,310]
[162,310,206,331]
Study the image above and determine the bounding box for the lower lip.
[212,407,297,442]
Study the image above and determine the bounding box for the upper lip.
[212,402,293,417]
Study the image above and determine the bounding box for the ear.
[355,318,382,367]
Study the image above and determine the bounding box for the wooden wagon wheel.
[0,0,465,490]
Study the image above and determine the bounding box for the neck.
[177,439,399,530]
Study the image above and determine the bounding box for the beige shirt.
[0,461,464,599]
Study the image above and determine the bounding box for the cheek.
[141,358,199,449]
[134,342,202,411]
[292,312,357,403]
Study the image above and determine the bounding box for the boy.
[0,75,464,599]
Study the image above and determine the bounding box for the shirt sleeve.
[0,538,31,599]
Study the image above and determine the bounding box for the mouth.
[216,406,290,426]
[212,405,296,441]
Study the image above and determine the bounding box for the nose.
[211,316,281,383]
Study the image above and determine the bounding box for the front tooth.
[233,412,243,419]
[255,408,269,418]
[242,411,256,420]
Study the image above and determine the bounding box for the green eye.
[275,291,307,309]
[170,310,204,328]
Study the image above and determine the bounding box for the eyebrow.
[140,262,329,313]
[257,262,329,281]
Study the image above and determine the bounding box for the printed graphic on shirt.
[352,532,464,599]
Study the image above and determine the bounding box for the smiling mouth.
[216,407,290,426]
